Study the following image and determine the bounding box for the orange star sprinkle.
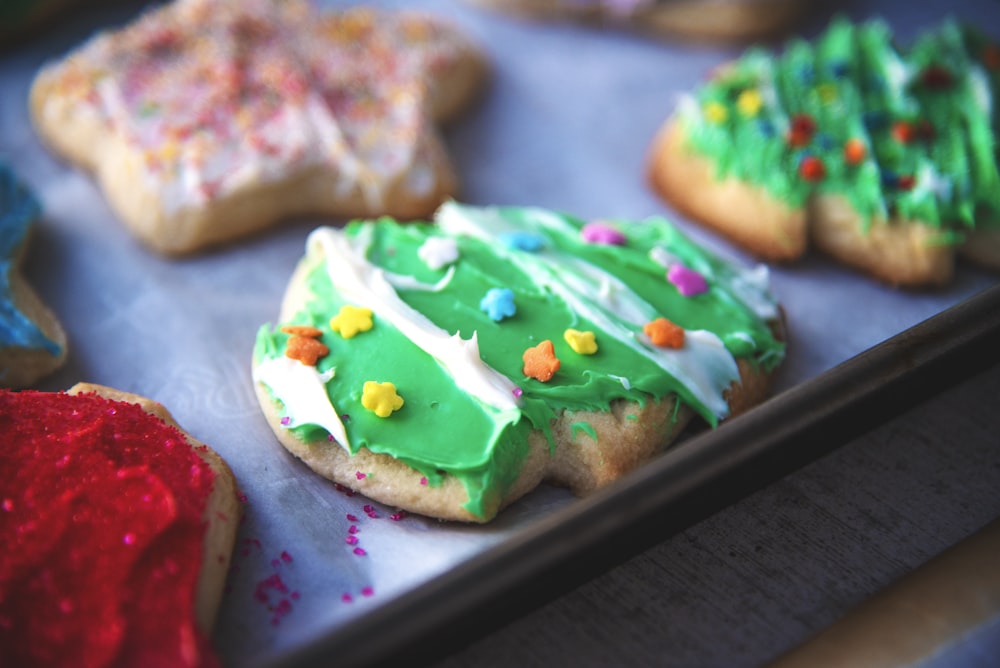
[281,324,329,365]
[643,318,685,349]
[522,340,560,382]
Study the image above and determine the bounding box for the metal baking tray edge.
[260,282,1000,667]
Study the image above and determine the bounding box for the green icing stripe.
[681,16,1000,236]
[253,203,784,517]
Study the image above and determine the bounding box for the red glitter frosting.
[0,389,220,667]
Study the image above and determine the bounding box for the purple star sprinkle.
[581,221,626,246]
[667,264,708,297]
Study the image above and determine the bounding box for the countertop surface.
[432,361,1000,667]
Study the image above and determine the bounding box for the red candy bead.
[786,113,816,147]
[798,155,826,182]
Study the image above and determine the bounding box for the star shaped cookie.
[30,0,487,254]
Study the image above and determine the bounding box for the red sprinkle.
[786,114,816,147]
[798,155,826,182]
[920,64,954,88]
[892,120,916,144]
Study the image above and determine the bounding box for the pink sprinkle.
[667,264,708,297]
[123,532,137,546]
[512,386,523,399]
[342,593,354,603]
[361,586,375,597]
[581,221,627,246]
[420,477,428,486]
[280,551,293,563]
[390,510,408,521]
[345,535,359,546]
[353,547,367,556]
[346,514,359,522]
[356,471,367,480]
[348,525,359,534]
[280,416,290,425]
[363,504,375,514]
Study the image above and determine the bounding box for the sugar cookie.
[0,383,241,667]
[0,163,67,388]
[30,0,487,254]
[253,203,785,522]
[647,17,1000,286]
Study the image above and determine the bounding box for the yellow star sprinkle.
[816,83,838,103]
[703,101,728,124]
[736,89,762,117]
[563,328,598,355]
[330,305,374,339]
[361,381,404,418]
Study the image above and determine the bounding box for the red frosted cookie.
[30,0,486,254]
[0,383,241,667]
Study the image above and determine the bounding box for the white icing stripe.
[253,356,350,449]
[309,226,521,413]
[436,201,741,419]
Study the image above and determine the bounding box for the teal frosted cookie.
[0,163,67,388]
[648,17,1000,286]
[253,202,785,522]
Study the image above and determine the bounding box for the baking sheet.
[2,0,998,666]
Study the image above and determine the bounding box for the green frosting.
[680,16,1000,239]
[253,203,784,518]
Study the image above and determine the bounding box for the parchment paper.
[1,0,997,665]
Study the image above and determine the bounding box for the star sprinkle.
[522,340,560,382]
[563,328,598,355]
[480,288,516,321]
[667,264,708,297]
[643,318,685,349]
[418,236,460,270]
[500,231,545,252]
[361,381,404,418]
[281,325,329,366]
[330,305,374,339]
[30,0,486,254]
[581,221,627,246]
